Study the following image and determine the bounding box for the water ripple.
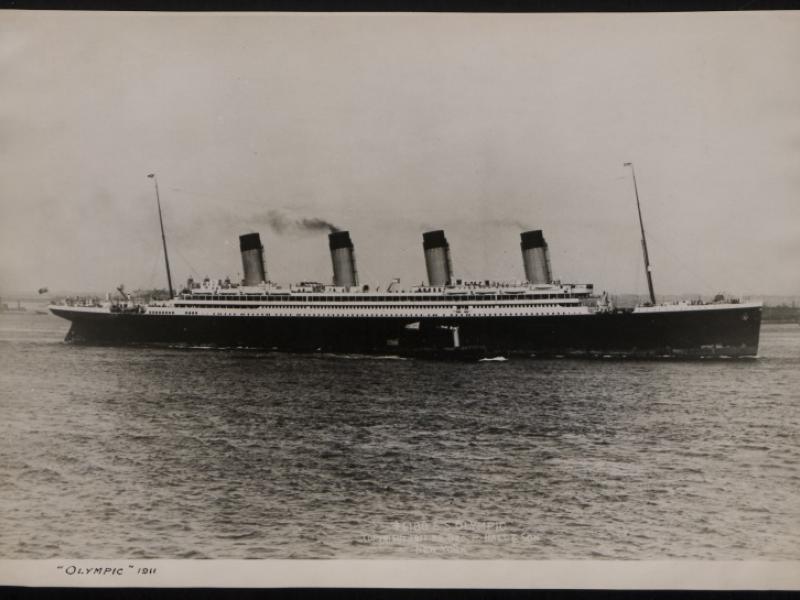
[1,315,799,559]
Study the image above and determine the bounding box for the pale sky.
[1,11,798,296]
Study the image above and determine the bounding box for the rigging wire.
[173,247,201,280]
[151,184,203,282]
[633,239,643,299]
[143,248,161,290]
[645,229,720,297]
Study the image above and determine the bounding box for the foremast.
[148,173,174,300]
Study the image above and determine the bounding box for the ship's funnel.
[520,230,552,284]
[239,233,267,286]
[329,231,358,287]
[422,230,453,287]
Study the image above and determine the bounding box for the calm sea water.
[0,311,798,559]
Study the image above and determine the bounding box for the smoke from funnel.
[265,210,340,234]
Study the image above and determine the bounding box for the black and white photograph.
[0,9,798,589]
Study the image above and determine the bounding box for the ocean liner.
[50,169,762,359]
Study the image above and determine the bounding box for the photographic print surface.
[1,10,799,564]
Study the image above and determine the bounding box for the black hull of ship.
[51,305,762,359]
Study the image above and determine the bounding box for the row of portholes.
[168,307,577,316]
[174,303,571,311]
[166,311,574,318]
[186,294,574,302]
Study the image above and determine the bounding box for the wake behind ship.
[50,228,762,359]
